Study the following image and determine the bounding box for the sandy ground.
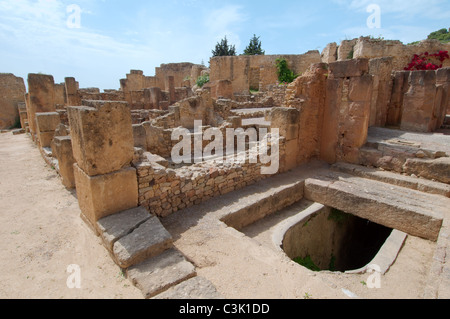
[0,132,143,299]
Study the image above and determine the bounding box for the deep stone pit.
[282,206,393,272]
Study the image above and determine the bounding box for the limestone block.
[73,164,138,225]
[401,71,437,132]
[127,249,196,299]
[329,58,369,78]
[36,112,61,133]
[52,136,76,189]
[113,216,173,269]
[38,131,56,148]
[68,101,134,176]
[27,74,56,134]
[133,124,147,149]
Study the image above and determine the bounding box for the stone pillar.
[321,59,373,164]
[35,112,61,148]
[68,100,138,228]
[270,107,300,171]
[18,102,28,130]
[52,136,76,189]
[435,68,450,127]
[168,76,176,104]
[386,71,409,126]
[368,57,394,127]
[27,74,56,137]
[400,71,438,132]
[148,87,161,110]
[65,77,81,106]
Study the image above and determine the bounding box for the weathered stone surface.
[35,112,60,133]
[127,249,196,299]
[38,131,56,148]
[68,101,134,176]
[113,216,173,268]
[0,73,25,130]
[332,162,450,197]
[27,74,56,135]
[152,276,222,299]
[97,206,152,251]
[73,164,138,225]
[329,58,369,78]
[403,157,450,184]
[401,71,439,132]
[132,124,147,149]
[304,172,446,241]
[52,136,75,189]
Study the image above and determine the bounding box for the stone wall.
[136,153,267,217]
[284,60,373,165]
[209,52,321,96]
[322,37,450,71]
[395,68,450,132]
[0,73,26,129]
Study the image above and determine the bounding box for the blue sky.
[0,0,449,90]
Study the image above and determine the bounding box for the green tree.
[243,34,265,55]
[212,36,236,57]
[427,28,450,43]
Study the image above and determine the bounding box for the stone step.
[331,162,450,197]
[304,170,448,241]
[96,206,153,251]
[151,276,223,299]
[112,214,173,269]
[359,146,450,184]
[127,248,197,299]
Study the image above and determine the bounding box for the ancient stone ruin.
[1,36,450,299]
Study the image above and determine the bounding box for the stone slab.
[332,162,450,197]
[304,171,446,241]
[35,112,61,133]
[113,216,173,268]
[152,276,223,299]
[97,206,152,251]
[127,248,196,299]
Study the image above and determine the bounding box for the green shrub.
[275,58,298,84]
[293,256,320,272]
[196,74,210,88]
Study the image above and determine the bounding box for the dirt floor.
[0,132,143,299]
[0,132,438,299]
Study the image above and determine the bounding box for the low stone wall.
[136,152,269,217]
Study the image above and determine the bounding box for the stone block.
[127,249,196,299]
[113,216,173,268]
[35,112,61,133]
[153,276,222,299]
[27,73,56,134]
[38,131,56,148]
[133,124,147,149]
[73,164,138,225]
[68,101,134,176]
[97,206,152,251]
[329,58,369,78]
[52,136,76,189]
